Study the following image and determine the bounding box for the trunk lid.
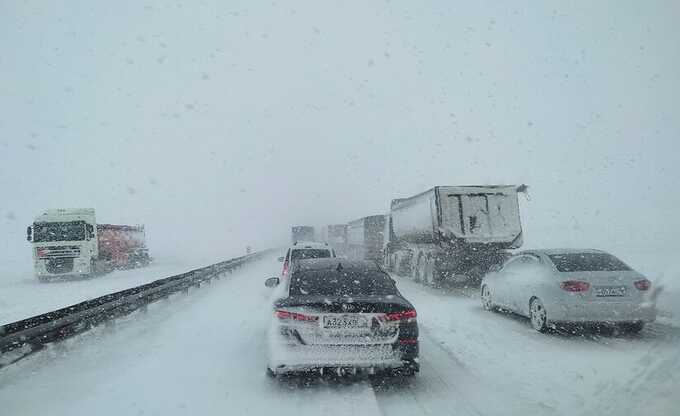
[274,295,413,345]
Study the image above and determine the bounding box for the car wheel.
[620,321,644,334]
[395,360,419,377]
[529,298,549,333]
[481,285,494,311]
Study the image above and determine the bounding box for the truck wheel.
[421,258,435,286]
[413,255,423,282]
[387,253,397,272]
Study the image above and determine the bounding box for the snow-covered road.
[1,254,678,416]
[0,260,221,325]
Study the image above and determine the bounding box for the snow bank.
[0,257,225,325]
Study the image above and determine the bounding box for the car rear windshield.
[289,270,397,297]
[290,249,331,260]
[548,253,632,272]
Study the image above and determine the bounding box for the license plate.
[595,286,627,297]
[323,315,368,329]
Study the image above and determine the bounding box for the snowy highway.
[1,254,678,416]
[0,260,222,325]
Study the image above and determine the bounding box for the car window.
[501,255,537,273]
[548,253,632,272]
[289,270,397,297]
[290,249,331,260]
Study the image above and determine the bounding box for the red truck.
[97,224,151,269]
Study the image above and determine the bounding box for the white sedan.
[480,249,656,333]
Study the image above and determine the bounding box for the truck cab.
[27,208,98,279]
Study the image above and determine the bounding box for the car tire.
[481,285,494,311]
[620,321,645,334]
[529,297,549,333]
[396,360,419,377]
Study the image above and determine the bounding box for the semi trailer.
[291,225,315,243]
[27,209,151,280]
[384,185,525,285]
[347,215,387,263]
[325,224,348,254]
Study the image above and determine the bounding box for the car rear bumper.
[268,342,418,375]
[548,301,656,323]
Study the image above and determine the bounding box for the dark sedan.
[264,258,419,377]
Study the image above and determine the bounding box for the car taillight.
[385,309,417,322]
[282,260,289,276]
[634,279,651,291]
[36,248,48,258]
[560,280,591,292]
[275,310,318,322]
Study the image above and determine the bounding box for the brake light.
[385,309,417,322]
[275,310,318,322]
[634,279,651,291]
[560,280,591,292]
[36,248,48,258]
[399,339,418,344]
[282,260,289,276]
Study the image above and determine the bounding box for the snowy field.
[1,254,677,416]
[0,258,223,325]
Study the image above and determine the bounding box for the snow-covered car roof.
[292,258,382,273]
[518,248,607,256]
[289,241,330,250]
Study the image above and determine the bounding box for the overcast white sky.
[1,1,678,267]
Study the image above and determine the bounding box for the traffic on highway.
[1,1,678,416]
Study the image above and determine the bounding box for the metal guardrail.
[0,250,271,368]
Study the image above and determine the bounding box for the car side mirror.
[26,226,32,242]
[265,277,280,288]
[277,256,285,262]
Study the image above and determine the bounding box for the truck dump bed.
[391,185,523,248]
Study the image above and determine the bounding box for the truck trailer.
[325,224,348,254]
[384,185,524,285]
[347,215,387,263]
[27,209,151,280]
[291,225,315,243]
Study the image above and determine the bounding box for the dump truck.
[325,224,348,254]
[347,215,387,263]
[384,185,525,285]
[291,225,315,243]
[27,208,151,280]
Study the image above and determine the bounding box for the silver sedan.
[480,249,656,333]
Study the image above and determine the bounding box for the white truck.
[26,209,150,280]
[384,185,525,286]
